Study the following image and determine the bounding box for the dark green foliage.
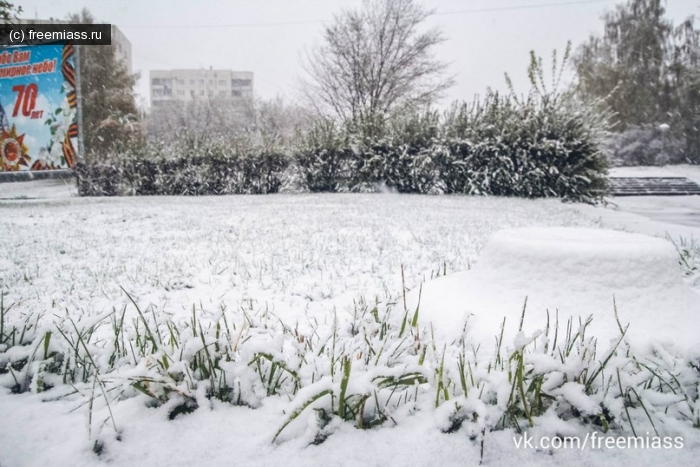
[69,9,141,158]
[351,112,441,194]
[294,119,353,192]
[0,1,21,22]
[294,91,609,202]
[168,396,199,420]
[74,144,289,196]
[74,163,121,196]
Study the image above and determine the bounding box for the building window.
[218,79,226,86]
[199,79,204,85]
[190,90,195,97]
[152,78,163,85]
[231,79,252,87]
[231,90,242,97]
[177,90,184,95]
[200,90,204,96]
[178,79,185,85]
[190,79,195,85]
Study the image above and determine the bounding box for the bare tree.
[302,0,453,122]
[146,96,312,150]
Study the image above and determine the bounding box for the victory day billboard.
[0,43,79,172]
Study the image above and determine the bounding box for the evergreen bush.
[75,143,289,196]
[292,90,609,201]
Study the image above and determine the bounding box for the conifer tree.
[69,9,140,156]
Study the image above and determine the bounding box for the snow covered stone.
[410,227,700,351]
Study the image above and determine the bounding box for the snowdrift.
[410,227,700,351]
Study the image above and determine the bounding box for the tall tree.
[0,1,21,43]
[0,1,20,21]
[69,9,140,156]
[574,0,671,126]
[302,0,453,123]
[670,17,700,158]
[573,0,700,161]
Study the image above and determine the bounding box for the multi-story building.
[110,25,132,74]
[150,68,254,108]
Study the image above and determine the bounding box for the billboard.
[0,43,79,171]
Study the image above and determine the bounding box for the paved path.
[609,176,700,196]
[0,179,77,199]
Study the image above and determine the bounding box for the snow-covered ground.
[0,184,699,467]
[411,226,700,349]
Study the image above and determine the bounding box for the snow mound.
[410,227,700,351]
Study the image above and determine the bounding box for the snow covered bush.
[293,92,609,202]
[604,124,687,166]
[74,141,289,196]
[442,48,610,201]
[294,118,353,192]
[350,111,442,193]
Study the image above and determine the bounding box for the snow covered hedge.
[75,91,609,201]
[296,92,609,202]
[74,143,289,196]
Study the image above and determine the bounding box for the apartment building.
[150,68,254,107]
[110,25,132,74]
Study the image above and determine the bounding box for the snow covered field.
[1,192,699,466]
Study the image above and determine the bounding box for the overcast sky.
[19,0,700,108]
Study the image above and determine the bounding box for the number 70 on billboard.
[0,43,80,172]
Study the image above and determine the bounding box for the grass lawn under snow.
[0,194,698,467]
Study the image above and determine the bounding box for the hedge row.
[295,94,609,201]
[75,93,610,202]
[75,147,289,196]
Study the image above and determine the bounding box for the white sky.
[18,0,700,109]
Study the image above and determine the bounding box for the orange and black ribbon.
[61,43,78,167]
[31,159,46,170]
